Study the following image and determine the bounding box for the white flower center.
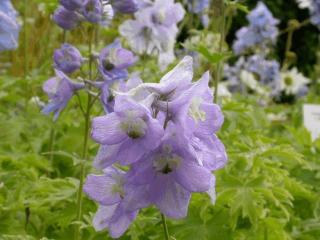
[153,145,182,174]
[111,173,125,198]
[120,111,147,139]
[188,97,206,122]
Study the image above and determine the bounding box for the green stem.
[282,28,294,71]
[214,0,226,104]
[74,26,94,240]
[161,214,170,240]
[23,0,29,109]
[48,126,55,176]
[23,0,28,78]
[63,30,67,43]
[280,19,311,35]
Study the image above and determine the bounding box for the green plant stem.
[48,126,55,174]
[74,26,94,240]
[23,0,29,109]
[161,213,170,240]
[214,0,226,104]
[282,28,294,71]
[280,19,311,35]
[63,30,67,43]
[23,0,28,79]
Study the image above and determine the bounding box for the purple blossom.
[232,2,279,55]
[111,0,139,14]
[53,44,83,74]
[186,0,211,27]
[82,0,103,23]
[91,95,164,168]
[84,167,138,238]
[85,56,227,237]
[98,39,137,81]
[246,55,280,86]
[309,0,320,29]
[91,72,143,113]
[0,0,20,51]
[53,5,82,30]
[223,55,280,94]
[119,0,185,69]
[125,124,214,218]
[42,70,84,120]
[60,0,85,11]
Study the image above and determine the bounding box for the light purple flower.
[125,124,214,218]
[85,56,227,238]
[91,95,164,168]
[186,0,211,27]
[111,0,139,14]
[98,39,137,81]
[53,5,82,30]
[82,0,103,23]
[0,0,20,51]
[119,0,185,69]
[309,0,320,29]
[91,72,143,113]
[53,44,83,74]
[84,167,138,239]
[232,2,279,55]
[42,70,84,120]
[246,55,280,86]
[60,0,86,11]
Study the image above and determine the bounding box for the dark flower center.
[127,130,143,139]
[103,60,115,71]
[153,146,181,175]
[162,164,172,174]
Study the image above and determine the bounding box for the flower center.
[120,112,147,139]
[284,76,293,86]
[111,174,125,198]
[153,145,181,174]
[188,97,206,123]
[142,27,152,40]
[103,60,115,71]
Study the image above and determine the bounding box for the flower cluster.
[233,2,279,55]
[84,56,227,238]
[0,0,20,51]
[119,0,185,70]
[309,0,320,29]
[185,0,211,27]
[53,0,139,30]
[224,55,280,95]
[42,39,136,119]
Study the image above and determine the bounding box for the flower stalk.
[74,26,95,240]
[161,213,170,240]
[214,0,226,104]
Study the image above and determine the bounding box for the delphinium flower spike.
[53,0,139,30]
[233,2,279,55]
[119,0,185,70]
[42,70,85,120]
[84,56,227,238]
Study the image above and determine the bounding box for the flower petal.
[151,175,191,219]
[174,160,212,192]
[83,174,121,205]
[91,114,127,145]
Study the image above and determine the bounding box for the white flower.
[240,70,267,95]
[296,0,312,9]
[280,68,310,95]
[213,82,232,99]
